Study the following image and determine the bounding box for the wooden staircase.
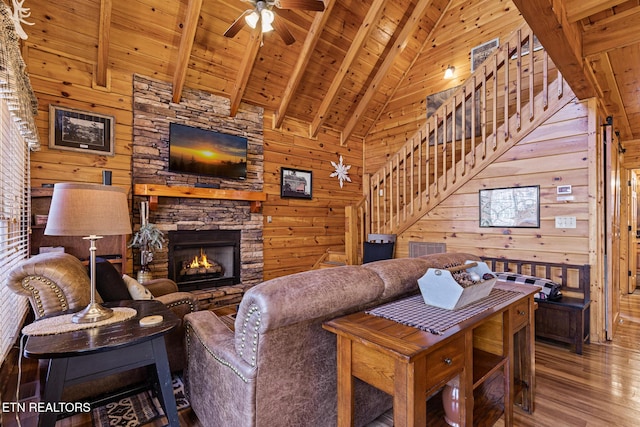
[316,22,575,268]
[312,249,349,269]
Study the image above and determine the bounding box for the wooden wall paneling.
[263,117,362,279]
[622,139,640,168]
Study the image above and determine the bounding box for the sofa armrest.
[144,278,179,297]
[184,310,257,426]
[6,253,91,319]
[185,311,255,379]
[154,291,199,319]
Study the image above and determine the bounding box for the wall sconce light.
[444,65,455,79]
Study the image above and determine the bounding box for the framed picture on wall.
[49,105,115,156]
[281,167,312,199]
[471,38,499,72]
[479,185,540,228]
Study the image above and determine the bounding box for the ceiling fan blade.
[272,16,295,45]
[224,10,252,38]
[275,0,326,12]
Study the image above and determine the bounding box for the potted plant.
[129,201,165,283]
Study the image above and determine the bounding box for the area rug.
[91,375,190,427]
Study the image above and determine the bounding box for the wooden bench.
[481,257,591,354]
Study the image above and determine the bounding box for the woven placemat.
[22,307,137,336]
[366,289,520,334]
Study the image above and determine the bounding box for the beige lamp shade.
[45,183,132,237]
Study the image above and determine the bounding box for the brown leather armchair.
[6,252,199,401]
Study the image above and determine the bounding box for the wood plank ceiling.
[514,0,640,141]
[28,0,640,143]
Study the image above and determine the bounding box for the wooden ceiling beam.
[564,0,630,23]
[230,27,262,116]
[341,0,436,145]
[596,52,633,139]
[309,0,388,137]
[583,8,640,56]
[96,0,112,87]
[172,0,203,104]
[363,0,453,140]
[512,0,596,99]
[273,0,335,129]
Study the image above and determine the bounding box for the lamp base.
[72,302,114,324]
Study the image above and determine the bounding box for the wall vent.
[409,242,446,258]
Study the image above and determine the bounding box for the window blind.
[0,97,30,364]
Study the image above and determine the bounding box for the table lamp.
[44,183,132,323]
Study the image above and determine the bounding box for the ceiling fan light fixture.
[245,10,260,29]
[261,9,275,33]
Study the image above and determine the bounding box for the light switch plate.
[555,216,576,228]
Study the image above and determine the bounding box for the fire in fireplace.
[168,230,241,291]
[180,248,223,279]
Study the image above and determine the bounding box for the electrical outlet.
[555,216,576,228]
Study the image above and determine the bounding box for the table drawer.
[425,336,465,390]
[511,299,530,331]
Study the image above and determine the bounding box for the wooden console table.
[323,281,537,427]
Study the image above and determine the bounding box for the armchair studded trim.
[185,323,249,384]
[237,304,261,367]
[19,275,69,318]
[165,298,197,313]
[6,253,91,319]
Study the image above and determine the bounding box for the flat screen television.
[169,123,248,180]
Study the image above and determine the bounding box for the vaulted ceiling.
[22,0,640,144]
[514,0,640,141]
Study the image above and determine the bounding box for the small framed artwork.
[281,167,312,199]
[479,185,540,228]
[471,38,499,72]
[49,105,115,156]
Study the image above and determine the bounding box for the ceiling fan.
[224,0,326,45]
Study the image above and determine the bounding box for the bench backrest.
[481,257,590,302]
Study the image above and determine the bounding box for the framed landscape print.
[471,38,499,72]
[281,168,312,199]
[479,185,540,228]
[49,105,115,156]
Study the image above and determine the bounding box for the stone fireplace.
[168,229,241,291]
[131,74,265,308]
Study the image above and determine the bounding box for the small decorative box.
[34,215,48,225]
[418,260,497,310]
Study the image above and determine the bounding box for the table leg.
[393,358,427,427]
[151,337,179,427]
[38,358,69,427]
[336,335,354,427]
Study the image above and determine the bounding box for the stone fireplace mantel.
[133,184,267,212]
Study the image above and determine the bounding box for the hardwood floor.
[3,292,640,426]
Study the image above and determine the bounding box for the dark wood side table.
[23,299,180,427]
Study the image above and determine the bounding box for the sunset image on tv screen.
[169,123,248,179]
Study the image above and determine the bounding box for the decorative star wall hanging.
[330,155,351,188]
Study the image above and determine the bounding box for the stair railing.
[366,22,566,237]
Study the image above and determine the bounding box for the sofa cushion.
[236,265,385,336]
[93,258,131,302]
[362,257,432,300]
